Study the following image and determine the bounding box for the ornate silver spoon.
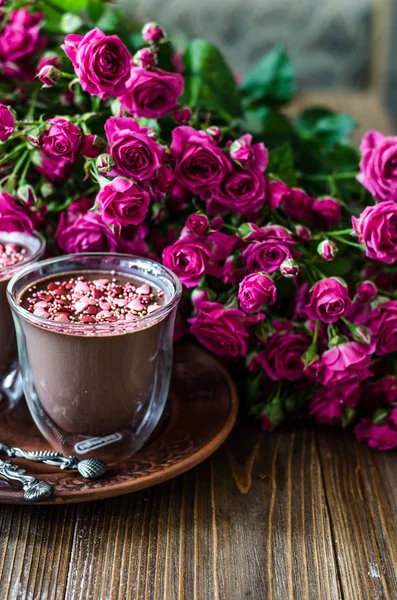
[0,458,54,501]
[0,443,108,480]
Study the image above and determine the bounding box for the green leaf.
[242,46,295,106]
[87,0,105,23]
[43,0,87,32]
[267,143,297,186]
[316,255,351,277]
[296,108,357,145]
[182,39,242,120]
[296,107,334,137]
[243,106,295,148]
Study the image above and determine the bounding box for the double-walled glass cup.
[0,231,45,409]
[8,253,182,461]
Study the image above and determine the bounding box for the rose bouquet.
[1,0,397,451]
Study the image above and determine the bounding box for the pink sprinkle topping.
[0,243,29,270]
[22,274,164,324]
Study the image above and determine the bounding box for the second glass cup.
[8,253,182,461]
[0,231,45,409]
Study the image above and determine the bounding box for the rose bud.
[351,324,371,345]
[17,184,37,205]
[206,126,222,143]
[356,280,378,303]
[186,213,209,236]
[133,48,157,70]
[96,153,115,174]
[173,107,192,125]
[37,65,61,88]
[317,239,338,261]
[0,104,15,142]
[230,137,253,165]
[295,224,311,243]
[37,51,61,71]
[40,182,54,198]
[280,258,299,278]
[142,22,166,44]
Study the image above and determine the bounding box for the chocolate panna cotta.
[0,240,32,380]
[17,271,170,437]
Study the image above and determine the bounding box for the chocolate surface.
[19,271,173,436]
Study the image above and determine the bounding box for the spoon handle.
[0,443,79,470]
[0,458,54,501]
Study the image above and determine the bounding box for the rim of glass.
[0,230,46,280]
[7,252,182,334]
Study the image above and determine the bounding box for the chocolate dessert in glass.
[8,253,181,461]
[0,231,45,408]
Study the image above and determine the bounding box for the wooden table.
[0,420,396,599]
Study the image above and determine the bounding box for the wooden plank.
[0,504,75,599]
[0,424,337,600]
[316,427,397,600]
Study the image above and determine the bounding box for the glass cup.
[8,253,182,461]
[0,231,45,409]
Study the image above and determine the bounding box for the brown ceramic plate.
[0,344,238,505]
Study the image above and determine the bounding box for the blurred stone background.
[121,0,395,128]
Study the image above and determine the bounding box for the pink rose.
[307,342,372,386]
[0,192,34,233]
[56,212,119,253]
[104,117,164,181]
[185,213,209,236]
[238,272,276,312]
[162,237,212,287]
[97,177,150,227]
[310,383,360,425]
[229,134,268,171]
[357,130,397,202]
[42,118,81,162]
[373,301,397,356]
[355,413,397,451]
[121,67,184,119]
[0,10,45,80]
[250,329,310,381]
[35,151,74,182]
[209,168,267,216]
[242,225,297,273]
[352,200,397,264]
[173,107,192,125]
[62,28,132,100]
[305,277,351,323]
[189,301,262,357]
[356,280,377,303]
[279,186,313,221]
[0,104,14,141]
[170,126,231,196]
[312,197,341,230]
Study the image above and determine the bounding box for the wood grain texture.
[1,422,396,600]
